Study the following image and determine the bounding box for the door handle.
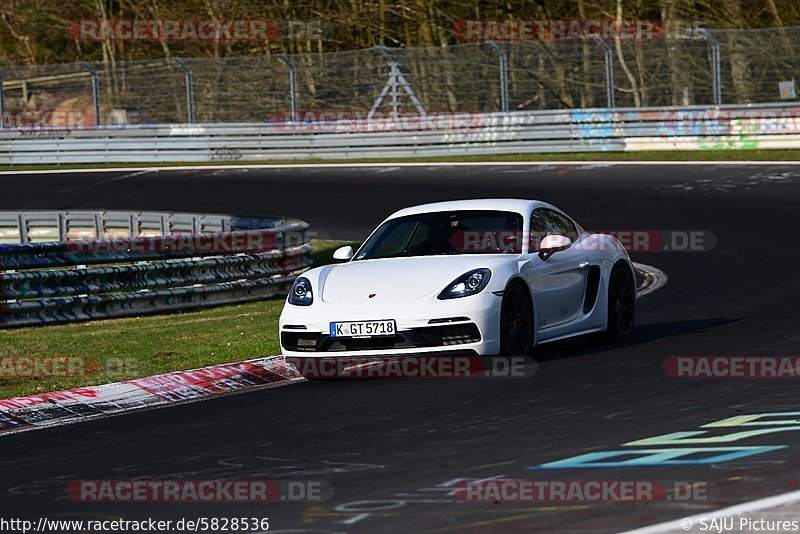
[578,261,590,269]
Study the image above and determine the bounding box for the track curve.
[1,163,799,532]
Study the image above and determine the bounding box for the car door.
[524,209,589,329]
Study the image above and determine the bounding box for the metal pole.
[369,46,426,120]
[277,55,297,123]
[79,61,100,126]
[173,58,195,123]
[591,35,615,108]
[485,42,509,112]
[0,72,5,129]
[389,61,399,119]
[393,66,426,116]
[697,28,721,105]
[368,82,392,121]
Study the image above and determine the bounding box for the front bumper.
[279,291,501,357]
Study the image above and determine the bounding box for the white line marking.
[340,513,371,525]
[619,489,800,534]
[633,262,668,298]
[59,169,153,193]
[2,161,800,176]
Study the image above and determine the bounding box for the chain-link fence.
[2,26,800,126]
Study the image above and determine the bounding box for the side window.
[553,211,578,241]
[529,209,578,251]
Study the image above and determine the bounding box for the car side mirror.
[538,235,572,260]
[333,245,354,261]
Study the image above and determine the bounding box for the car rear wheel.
[606,264,636,339]
[499,282,534,356]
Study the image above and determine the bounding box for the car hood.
[320,256,505,304]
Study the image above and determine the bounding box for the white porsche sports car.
[280,199,635,357]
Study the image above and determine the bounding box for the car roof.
[387,199,554,219]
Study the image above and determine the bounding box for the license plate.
[330,320,396,338]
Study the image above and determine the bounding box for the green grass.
[0,240,359,399]
[1,148,800,172]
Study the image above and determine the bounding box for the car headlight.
[438,268,492,300]
[288,277,313,306]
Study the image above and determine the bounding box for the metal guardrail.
[0,210,232,244]
[0,102,798,164]
[0,211,311,328]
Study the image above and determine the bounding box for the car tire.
[605,263,636,339]
[499,281,535,357]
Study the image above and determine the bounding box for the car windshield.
[353,210,524,260]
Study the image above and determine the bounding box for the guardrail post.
[389,62,399,117]
[277,55,297,123]
[16,213,28,244]
[697,28,722,105]
[0,72,5,129]
[79,61,101,126]
[485,42,509,113]
[173,58,195,123]
[590,36,615,108]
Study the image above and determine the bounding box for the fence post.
[277,55,297,123]
[591,36,615,108]
[697,28,722,105]
[79,61,101,126]
[0,72,4,129]
[173,58,195,123]
[485,42,509,113]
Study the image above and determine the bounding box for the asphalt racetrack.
[2,163,799,533]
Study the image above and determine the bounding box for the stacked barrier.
[0,211,310,328]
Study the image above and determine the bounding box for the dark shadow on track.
[533,318,738,362]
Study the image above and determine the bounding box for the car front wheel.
[499,282,534,356]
